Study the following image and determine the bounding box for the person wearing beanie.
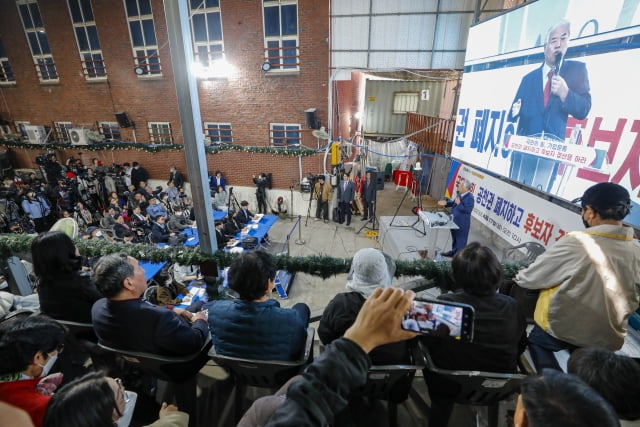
[318,248,409,425]
[319,248,404,362]
[516,182,640,371]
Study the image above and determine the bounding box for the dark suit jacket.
[362,179,377,202]
[131,167,149,188]
[337,180,355,203]
[508,60,591,140]
[92,298,209,356]
[446,191,474,252]
[237,208,254,225]
[168,171,184,188]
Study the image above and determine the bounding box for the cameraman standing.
[42,154,65,184]
[21,189,51,233]
[253,173,269,214]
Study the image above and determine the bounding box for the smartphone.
[401,297,474,341]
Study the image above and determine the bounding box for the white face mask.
[114,390,138,427]
[37,352,58,377]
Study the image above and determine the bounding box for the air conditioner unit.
[24,125,47,144]
[69,128,90,145]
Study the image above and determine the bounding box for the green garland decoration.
[0,234,521,284]
[0,139,318,157]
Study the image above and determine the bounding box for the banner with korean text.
[448,161,583,248]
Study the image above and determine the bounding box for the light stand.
[304,175,317,227]
[355,200,378,235]
[389,163,426,235]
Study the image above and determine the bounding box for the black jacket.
[265,338,370,426]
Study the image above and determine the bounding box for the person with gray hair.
[507,18,591,192]
[437,178,474,257]
[91,253,209,356]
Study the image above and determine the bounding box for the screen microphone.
[554,52,563,74]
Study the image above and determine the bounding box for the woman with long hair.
[31,231,102,324]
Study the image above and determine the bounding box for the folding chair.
[360,341,426,427]
[422,344,527,427]
[208,327,315,422]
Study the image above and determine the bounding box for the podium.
[417,211,459,258]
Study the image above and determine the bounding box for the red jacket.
[0,377,51,427]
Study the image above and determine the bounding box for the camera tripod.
[228,187,241,212]
[356,203,378,235]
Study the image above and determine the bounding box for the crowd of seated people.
[2,180,640,427]
[0,159,204,246]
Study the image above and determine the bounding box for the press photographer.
[35,152,64,184]
[252,173,269,214]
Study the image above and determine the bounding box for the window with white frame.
[0,39,16,83]
[148,122,172,144]
[15,121,30,138]
[263,0,299,71]
[270,123,300,146]
[16,0,58,82]
[99,122,121,140]
[124,0,161,76]
[392,92,419,114]
[67,0,106,79]
[54,122,72,142]
[204,122,232,144]
[190,0,224,68]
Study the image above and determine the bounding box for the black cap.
[580,182,631,219]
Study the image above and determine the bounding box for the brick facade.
[0,0,329,189]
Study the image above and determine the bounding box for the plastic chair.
[143,285,158,304]
[208,327,315,421]
[97,338,212,424]
[501,242,546,267]
[360,342,425,427]
[422,344,527,427]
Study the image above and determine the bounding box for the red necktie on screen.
[543,70,553,107]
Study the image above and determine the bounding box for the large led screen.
[451,0,640,227]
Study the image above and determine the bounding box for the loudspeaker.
[115,111,134,128]
[375,171,385,190]
[304,108,320,129]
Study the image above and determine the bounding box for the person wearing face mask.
[42,371,189,427]
[0,315,66,427]
[515,182,640,371]
[31,231,102,324]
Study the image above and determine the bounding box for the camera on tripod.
[35,152,55,166]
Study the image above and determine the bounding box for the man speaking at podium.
[438,179,474,257]
[507,19,591,192]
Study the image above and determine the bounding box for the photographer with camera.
[253,173,269,215]
[37,153,65,185]
[21,189,51,233]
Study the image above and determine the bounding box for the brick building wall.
[0,0,329,189]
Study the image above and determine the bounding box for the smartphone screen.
[401,298,474,341]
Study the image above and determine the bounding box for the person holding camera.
[313,175,333,223]
[21,189,51,233]
[253,173,269,214]
[41,154,65,185]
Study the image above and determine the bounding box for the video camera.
[35,152,55,166]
